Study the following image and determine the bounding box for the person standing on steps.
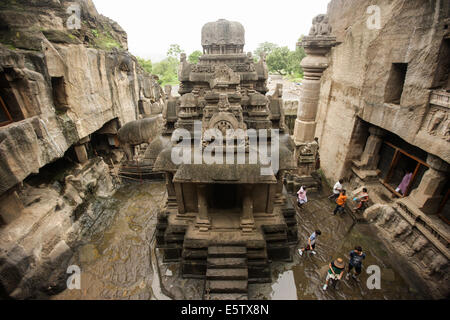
[346,246,366,281]
[323,258,345,290]
[297,186,308,208]
[299,230,321,256]
[332,190,347,215]
[328,179,344,201]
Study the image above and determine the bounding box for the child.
[297,186,308,208]
[353,188,369,212]
[323,258,345,290]
[299,230,321,256]
[332,190,347,215]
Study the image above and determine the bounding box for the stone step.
[207,293,248,300]
[264,233,288,242]
[207,257,247,269]
[208,246,247,258]
[206,268,248,280]
[206,280,248,293]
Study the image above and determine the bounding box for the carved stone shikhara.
[150,19,297,300]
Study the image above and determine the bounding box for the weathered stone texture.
[0,0,164,196]
[316,0,450,182]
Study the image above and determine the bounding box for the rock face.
[313,0,450,298]
[0,0,164,298]
[316,0,450,181]
[0,0,164,199]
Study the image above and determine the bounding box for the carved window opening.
[385,63,408,104]
[51,76,69,113]
[378,133,429,198]
[432,38,450,90]
[438,182,450,225]
[0,72,24,126]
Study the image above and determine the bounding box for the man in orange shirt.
[332,190,347,215]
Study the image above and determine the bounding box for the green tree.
[152,56,179,86]
[266,46,292,75]
[188,50,203,64]
[254,42,278,58]
[136,57,152,74]
[167,44,184,59]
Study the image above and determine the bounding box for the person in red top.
[332,190,347,215]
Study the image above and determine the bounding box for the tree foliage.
[136,57,152,74]
[153,56,179,86]
[167,44,184,59]
[188,50,203,64]
[253,42,278,58]
[254,38,306,79]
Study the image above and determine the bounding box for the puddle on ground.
[270,270,297,300]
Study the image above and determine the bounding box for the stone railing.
[430,90,450,109]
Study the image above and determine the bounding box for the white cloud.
[92,0,330,62]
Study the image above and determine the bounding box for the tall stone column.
[358,126,385,170]
[241,185,255,233]
[293,14,336,175]
[410,155,449,214]
[196,184,211,232]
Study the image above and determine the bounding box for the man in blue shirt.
[346,246,366,280]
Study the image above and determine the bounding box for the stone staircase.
[204,245,249,300]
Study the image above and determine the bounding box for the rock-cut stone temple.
[151,19,298,300]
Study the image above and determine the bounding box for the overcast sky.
[92,0,330,62]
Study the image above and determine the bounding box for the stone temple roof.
[201,19,245,46]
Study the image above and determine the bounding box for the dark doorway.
[208,184,241,210]
[385,63,408,104]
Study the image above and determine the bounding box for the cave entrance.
[0,71,24,126]
[0,94,12,127]
[377,133,429,198]
[385,63,408,104]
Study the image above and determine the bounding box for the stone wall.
[316,0,450,182]
[0,0,164,298]
[0,0,164,198]
[364,203,449,298]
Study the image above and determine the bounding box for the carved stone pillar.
[241,185,255,233]
[293,15,336,175]
[359,126,385,170]
[196,184,211,231]
[410,155,449,214]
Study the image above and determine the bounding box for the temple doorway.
[208,184,241,210]
[378,135,429,197]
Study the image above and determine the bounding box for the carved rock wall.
[316,0,450,182]
[0,0,164,196]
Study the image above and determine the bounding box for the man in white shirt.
[328,179,344,200]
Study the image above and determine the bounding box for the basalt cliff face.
[0,0,164,298]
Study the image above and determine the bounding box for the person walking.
[346,246,366,281]
[323,258,345,290]
[328,179,344,201]
[299,230,321,256]
[332,190,347,215]
[297,186,308,208]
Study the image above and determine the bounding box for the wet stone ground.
[53,181,429,300]
[250,191,429,300]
